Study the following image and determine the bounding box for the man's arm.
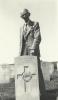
[30,22,41,54]
[19,26,25,56]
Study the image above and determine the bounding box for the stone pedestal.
[15,56,40,100]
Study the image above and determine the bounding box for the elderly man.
[20,9,45,95]
[20,9,41,56]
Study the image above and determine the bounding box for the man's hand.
[30,49,34,55]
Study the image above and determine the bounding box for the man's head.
[20,9,30,21]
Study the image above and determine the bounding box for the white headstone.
[56,96,58,100]
[15,56,40,100]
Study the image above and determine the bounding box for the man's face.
[22,14,29,21]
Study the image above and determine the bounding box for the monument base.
[15,56,40,100]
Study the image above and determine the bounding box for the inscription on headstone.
[17,66,36,92]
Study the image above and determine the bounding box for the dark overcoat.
[20,22,41,56]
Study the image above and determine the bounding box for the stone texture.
[15,56,40,100]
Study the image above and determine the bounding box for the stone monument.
[15,8,42,100]
[15,56,40,100]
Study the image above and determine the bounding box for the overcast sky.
[0,0,58,64]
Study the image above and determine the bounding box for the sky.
[0,0,58,64]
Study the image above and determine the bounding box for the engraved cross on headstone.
[17,66,36,92]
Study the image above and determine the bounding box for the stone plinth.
[15,56,40,100]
